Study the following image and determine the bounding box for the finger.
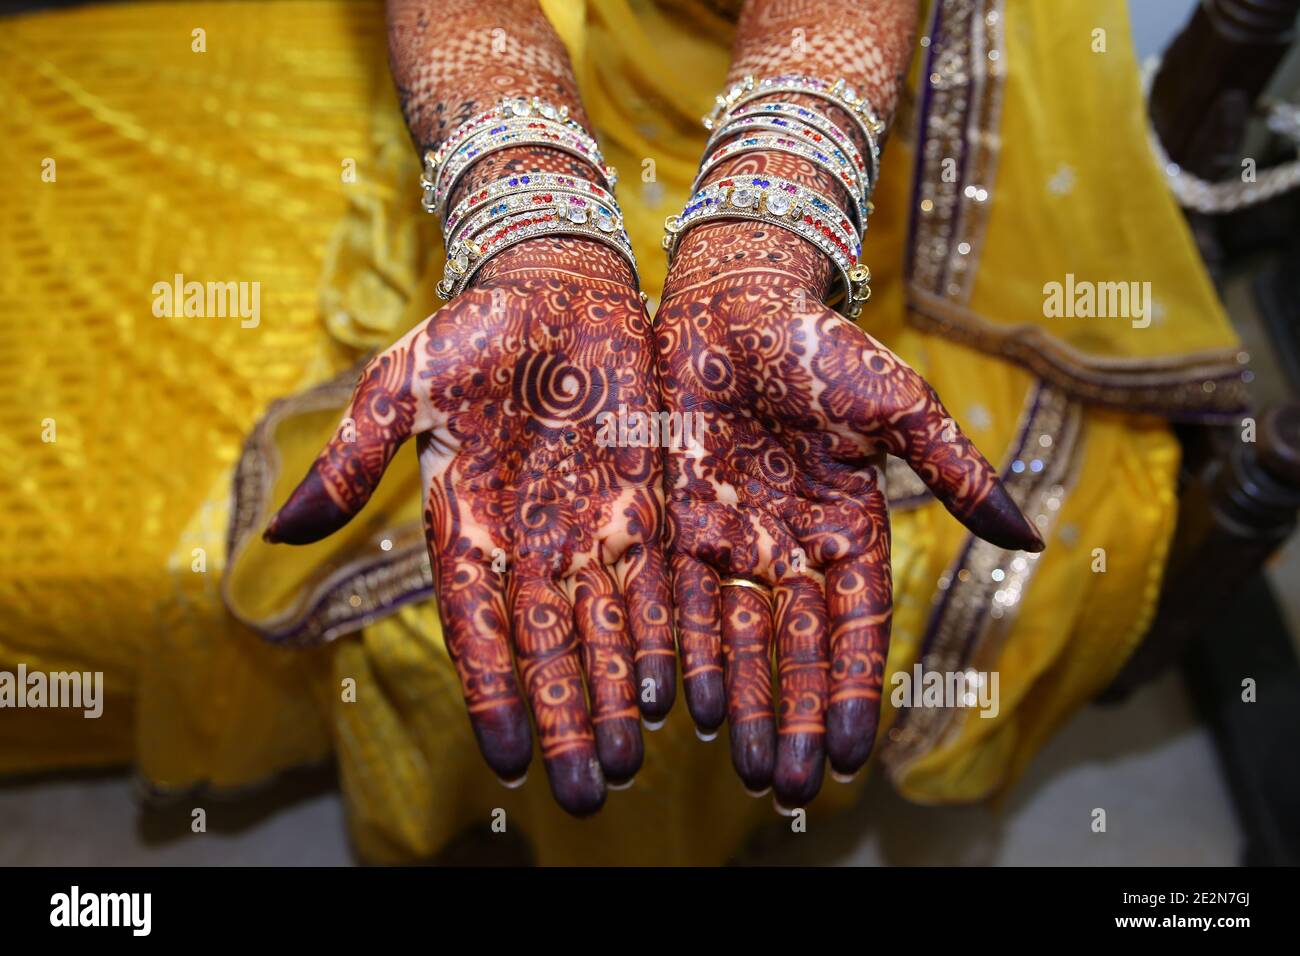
[433,556,533,782]
[264,336,427,545]
[824,526,891,777]
[890,386,1044,553]
[721,583,776,793]
[571,564,643,784]
[617,543,677,723]
[819,321,1043,553]
[510,571,605,816]
[772,574,830,807]
[672,553,725,733]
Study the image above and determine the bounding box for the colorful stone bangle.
[701,117,871,230]
[691,133,869,226]
[707,100,877,198]
[441,172,619,234]
[703,75,883,181]
[662,175,870,317]
[427,119,616,219]
[444,187,613,263]
[423,96,588,178]
[439,202,638,300]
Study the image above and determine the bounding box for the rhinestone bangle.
[439,204,637,300]
[426,119,615,219]
[692,133,868,226]
[443,187,617,268]
[423,96,587,177]
[706,101,877,197]
[662,175,869,317]
[703,75,883,180]
[442,172,619,234]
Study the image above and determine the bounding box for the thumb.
[264,342,424,545]
[818,318,1044,553]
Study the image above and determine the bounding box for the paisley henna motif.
[652,0,1041,807]
[656,231,1042,808]
[268,253,671,815]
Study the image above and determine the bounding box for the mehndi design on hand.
[656,222,1042,807]
[266,240,675,816]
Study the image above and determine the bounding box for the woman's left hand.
[654,222,1043,808]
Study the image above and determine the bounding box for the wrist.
[476,235,638,291]
[662,219,834,301]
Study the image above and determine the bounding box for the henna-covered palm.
[656,223,1043,809]
[264,240,675,816]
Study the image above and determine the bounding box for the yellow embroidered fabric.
[0,0,1235,863]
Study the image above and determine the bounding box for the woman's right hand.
[264,239,675,816]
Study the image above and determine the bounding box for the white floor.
[739,671,1241,866]
[0,671,1241,866]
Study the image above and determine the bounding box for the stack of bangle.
[703,100,877,205]
[692,131,869,227]
[662,175,869,317]
[420,96,618,219]
[421,97,637,300]
[436,173,638,300]
[702,74,884,180]
[665,75,882,318]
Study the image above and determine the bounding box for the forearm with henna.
[654,1,1044,806]
[666,0,917,297]
[386,0,633,286]
[266,2,673,814]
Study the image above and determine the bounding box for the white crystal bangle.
[691,133,869,226]
[439,204,637,300]
[662,175,870,318]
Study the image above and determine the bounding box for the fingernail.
[497,773,527,790]
[608,778,635,791]
[968,483,1046,553]
[695,727,718,742]
[830,769,857,784]
[772,797,797,817]
[642,717,665,732]
[745,786,771,798]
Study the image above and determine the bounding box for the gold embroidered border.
[221,361,434,647]
[908,287,1249,420]
[909,0,1004,301]
[879,381,1085,779]
[905,0,1247,419]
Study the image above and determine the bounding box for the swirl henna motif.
[655,228,1043,808]
[645,0,1040,809]
[267,249,674,816]
[264,0,676,817]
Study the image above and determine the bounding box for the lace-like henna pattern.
[728,0,917,125]
[268,2,668,817]
[387,0,589,154]
[652,0,1037,807]
[656,242,1042,806]
[268,261,670,814]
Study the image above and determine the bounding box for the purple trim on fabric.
[912,380,1046,672]
[904,0,945,281]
